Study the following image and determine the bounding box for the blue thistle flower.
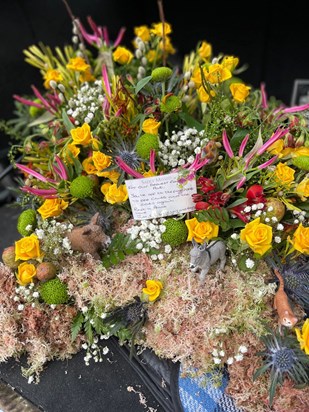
[253,329,309,407]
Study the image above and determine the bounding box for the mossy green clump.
[151,67,173,82]
[161,218,188,247]
[17,209,37,236]
[70,175,95,199]
[292,155,309,171]
[135,133,160,159]
[39,277,69,304]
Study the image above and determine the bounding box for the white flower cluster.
[14,283,40,310]
[66,80,104,125]
[212,342,248,366]
[127,218,171,260]
[159,127,208,168]
[35,219,73,260]
[82,336,109,366]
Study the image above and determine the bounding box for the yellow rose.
[198,41,212,60]
[295,178,309,200]
[143,170,156,178]
[43,69,63,89]
[147,50,157,63]
[295,318,309,355]
[197,87,215,103]
[291,146,309,157]
[205,64,232,84]
[240,217,272,256]
[17,262,37,286]
[142,279,163,302]
[134,25,150,42]
[37,198,69,220]
[101,183,128,204]
[79,69,95,83]
[230,83,251,103]
[65,144,80,164]
[185,217,219,243]
[222,56,239,71]
[113,46,133,65]
[274,162,295,186]
[92,151,112,175]
[191,67,203,88]
[142,118,161,135]
[267,139,284,156]
[82,157,97,174]
[159,37,176,54]
[150,22,172,37]
[290,223,309,254]
[66,57,90,72]
[71,123,93,146]
[100,170,121,183]
[15,234,42,261]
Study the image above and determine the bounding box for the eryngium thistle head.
[111,139,141,170]
[253,329,309,407]
[125,299,147,325]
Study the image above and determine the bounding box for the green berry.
[39,277,69,304]
[161,218,188,247]
[29,99,43,117]
[151,67,173,82]
[135,134,160,159]
[17,209,37,236]
[292,156,309,171]
[70,175,95,199]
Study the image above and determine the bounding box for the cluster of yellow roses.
[14,234,43,286]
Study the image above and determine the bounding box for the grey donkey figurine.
[189,239,227,284]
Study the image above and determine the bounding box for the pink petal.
[238,134,249,157]
[222,129,234,158]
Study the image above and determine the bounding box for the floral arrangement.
[1,2,309,411]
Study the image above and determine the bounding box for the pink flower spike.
[149,149,156,173]
[222,129,234,158]
[114,27,126,47]
[260,82,268,109]
[236,176,246,190]
[256,128,289,155]
[115,156,144,178]
[86,16,101,38]
[238,134,249,157]
[77,19,99,46]
[103,26,110,46]
[55,155,68,180]
[283,102,309,113]
[15,163,48,183]
[258,155,278,170]
[21,186,58,197]
[31,85,56,114]
[13,95,44,109]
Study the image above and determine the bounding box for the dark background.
[1,0,308,153]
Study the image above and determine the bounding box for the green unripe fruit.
[70,175,95,199]
[39,277,69,304]
[135,133,160,159]
[29,99,43,117]
[151,67,173,82]
[2,246,20,269]
[161,218,188,247]
[292,156,309,171]
[17,209,37,236]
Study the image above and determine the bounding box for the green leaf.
[178,112,204,131]
[28,111,55,127]
[62,109,75,133]
[93,316,104,335]
[84,320,93,344]
[230,129,250,151]
[252,363,271,381]
[135,76,152,94]
[71,312,84,342]
[227,198,247,208]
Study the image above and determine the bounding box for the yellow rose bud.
[101,183,128,204]
[229,82,251,103]
[290,223,309,254]
[142,118,161,135]
[92,151,112,175]
[37,198,69,220]
[240,217,272,256]
[82,157,97,174]
[295,178,309,200]
[15,234,42,261]
[150,22,172,37]
[185,217,219,243]
[205,64,232,84]
[274,162,295,186]
[65,143,80,164]
[267,139,284,156]
[113,46,133,65]
[43,69,63,89]
[222,56,239,71]
[197,87,215,103]
[70,123,93,146]
[16,262,37,286]
[295,318,309,355]
[142,279,163,302]
[134,25,150,42]
[198,41,212,60]
[66,57,90,72]
[99,170,121,183]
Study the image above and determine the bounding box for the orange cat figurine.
[273,268,298,333]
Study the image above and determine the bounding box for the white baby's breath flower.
[234,353,244,361]
[274,236,281,243]
[102,346,109,355]
[239,345,248,354]
[245,258,255,269]
[81,306,88,313]
[164,244,172,253]
[227,357,234,365]
[213,357,221,364]
[277,223,284,231]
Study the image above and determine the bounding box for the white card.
[125,173,197,220]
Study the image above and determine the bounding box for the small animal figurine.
[273,268,298,334]
[67,212,111,260]
[189,239,227,285]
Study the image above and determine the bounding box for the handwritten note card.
[125,173,197,220]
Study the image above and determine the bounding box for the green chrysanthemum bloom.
[39,277,69,304]
[151,67,173,82]
[135,134,160,159]
[160,95,182,113]
[70,175,95,199]
[17,209,37,236]
[292,155,309,171]
[161,218,188,247]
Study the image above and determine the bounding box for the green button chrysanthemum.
[151,67,173,82]
[70,175,95,199]
[135,133,160,160]
[39,277,69,304]
[161,218,188,247]
[17,209,37,237]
